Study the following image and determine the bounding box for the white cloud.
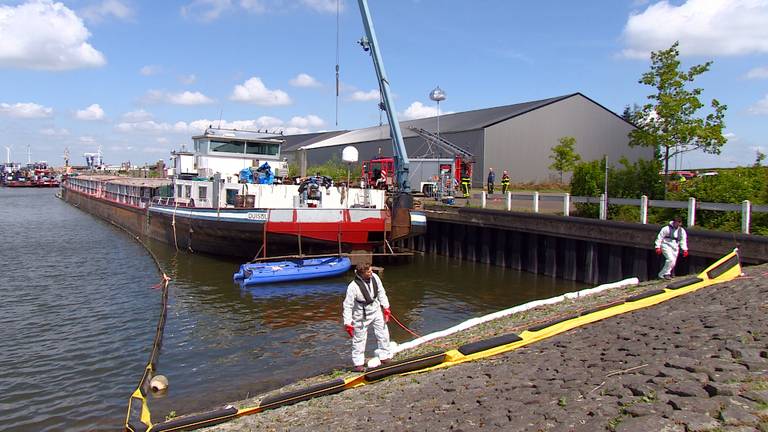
[746,66,768,79]
[156,137,169,144]
[80,0,134,23]
[75,103,105,120]
[143,90,215,105]
[621,0,768,58]
[724,132,738,142]
[399,101,438,120]
[748,94,768,115]
[300,0,339,13]
[290,73,321,88]
[349,89,380,102]
[179,74,197,85]
[40,127,70,136]
[0,102,53,118]
[122,109,153,122]
[140,65,162,76]
[79,136,96,143]
[239,0,267,13]
[0,1,106,70]
[181,0,232,22]
[288,115,325,128]
[230,77,292,105]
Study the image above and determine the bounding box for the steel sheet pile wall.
[394,207,767,284]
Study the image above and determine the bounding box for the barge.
[61,128,425,259]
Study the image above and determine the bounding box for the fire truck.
[360,128,474,195]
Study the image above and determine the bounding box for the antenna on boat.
[27,144,31,165]
[217,108,223,129]
[335,0,341,126]
[4,146,10,164]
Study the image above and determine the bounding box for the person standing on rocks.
[655,216,689,280]
[342,263,392,372]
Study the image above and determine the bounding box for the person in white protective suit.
[342,263,392,372]
[655,216,689,280]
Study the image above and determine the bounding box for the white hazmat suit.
[342,272,391,367]
[655,220,688,279]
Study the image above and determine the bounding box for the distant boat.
[233,256,352,285]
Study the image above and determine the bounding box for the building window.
[198,186,208,201]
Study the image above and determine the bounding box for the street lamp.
[429,86,446,141]
[429,86,446,199]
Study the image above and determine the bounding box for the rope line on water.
[390,312,421,338]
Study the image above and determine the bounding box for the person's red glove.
[383,308,391,323]
[655,248,662,255]
[683,250,689,258]
[345,324,354,338]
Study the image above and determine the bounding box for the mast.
[356,0,410,193]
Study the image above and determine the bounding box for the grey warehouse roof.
[290,93,585,151]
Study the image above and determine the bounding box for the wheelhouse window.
[184,185,192,198]
[246,142,279,156]
[210,140,245,154]
[176,185,183,197]
[198,186,208,200]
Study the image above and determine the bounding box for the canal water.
[0,187,586,430]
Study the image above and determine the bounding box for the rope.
[171,202,179,251]
[390,312,421,338]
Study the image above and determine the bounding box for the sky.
[0,0,767,169]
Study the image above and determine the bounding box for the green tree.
[755,150,766,167]
[549,136,582,183]
[628,42,727,179]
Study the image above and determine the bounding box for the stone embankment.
[207,265,768,432]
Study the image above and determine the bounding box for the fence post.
[688,197,696,227]
[563,193,570,217]
[599,194,606,220]
[533,191,539,213]
[640,195,648,224]
[481,191,487,209]
[743,200,751,234]
[506,191,511,211]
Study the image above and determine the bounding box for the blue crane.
[356,0,411,194]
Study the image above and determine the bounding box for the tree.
[628,42,727,179]
[755,150,766,167]
[549,136,581,183]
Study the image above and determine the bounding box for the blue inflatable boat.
[233,256,352,285]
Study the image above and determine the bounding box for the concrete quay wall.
[396,206,768,284]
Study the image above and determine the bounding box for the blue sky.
[0,0,767,169]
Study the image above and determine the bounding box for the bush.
[306,156,357,183]
[668,167,767,233]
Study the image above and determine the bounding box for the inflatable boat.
[233,256,352,285]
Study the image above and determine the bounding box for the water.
[0,187,585,430]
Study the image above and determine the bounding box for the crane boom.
[356,0,410,193]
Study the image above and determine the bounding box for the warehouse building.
[282,93,652,186]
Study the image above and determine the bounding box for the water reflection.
[1,186,587,429]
